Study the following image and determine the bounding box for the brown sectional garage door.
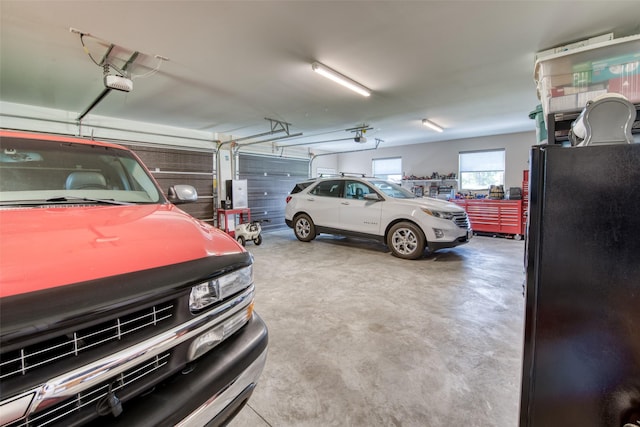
[119,142,216,223]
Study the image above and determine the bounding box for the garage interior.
[1,2,640,427]
[235,231,525,426]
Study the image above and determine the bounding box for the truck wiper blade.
[45,196,133,206]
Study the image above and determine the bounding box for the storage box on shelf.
[534,33,613,60]
[535,34,640,124]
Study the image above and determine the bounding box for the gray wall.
[337,131,535,189]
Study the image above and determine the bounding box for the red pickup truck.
[0,130,268,426]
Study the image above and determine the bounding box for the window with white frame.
[459,149,505,191]
[372,157,402,182]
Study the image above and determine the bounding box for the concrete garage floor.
[230,230,526,427]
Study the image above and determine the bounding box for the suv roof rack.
[316,172,376,178]
[339,172,367,177]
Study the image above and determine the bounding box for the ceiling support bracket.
[268,118,291,135]
[77,50,139,122]
[230,117,294,145]
[240,132,304,147]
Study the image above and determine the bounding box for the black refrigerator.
[520,143,640,427]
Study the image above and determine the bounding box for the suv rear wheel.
[387,221,425,260]
[294,213,316,242]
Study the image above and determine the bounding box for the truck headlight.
[421,208,454,220]
[189,265,253,312]
[188,302,255,361]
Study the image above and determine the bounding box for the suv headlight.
[189,265,253,312]
[421,208,454,220]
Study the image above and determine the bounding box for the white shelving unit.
[401,179,458,199]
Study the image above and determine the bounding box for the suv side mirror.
[364,193,382,202]
[168,185,198,204]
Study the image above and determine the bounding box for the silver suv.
[285,175,472,259]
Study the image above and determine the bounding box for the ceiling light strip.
[311,62,371,97]
[422,119,444,133]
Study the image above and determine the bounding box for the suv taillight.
[286,196,292,203]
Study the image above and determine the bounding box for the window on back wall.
[316,167,336,177]
[372,157,402,182]
[459,149,505,191]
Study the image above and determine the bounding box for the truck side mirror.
[168,185,198,204]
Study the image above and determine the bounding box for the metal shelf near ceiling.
[546,103,640,145]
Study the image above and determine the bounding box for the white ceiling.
[1,1,639,153]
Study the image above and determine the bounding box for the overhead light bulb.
[311,62,371,97]
[422,119,444,132]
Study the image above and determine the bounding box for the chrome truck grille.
[0,302,174,381]
[6,352,171,427]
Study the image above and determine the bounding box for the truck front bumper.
[98,313,268,427]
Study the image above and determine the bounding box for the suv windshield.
[368,179,416,199]
[0,136,162,205]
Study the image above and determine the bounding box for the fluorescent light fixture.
[422,119,444,133]
[311,62,371,97]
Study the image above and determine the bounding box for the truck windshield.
[0,136,162,205]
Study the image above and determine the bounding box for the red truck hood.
[0,204,245,298]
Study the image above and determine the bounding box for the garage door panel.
[131,146,213,173]
[153,174,213,198]
[115,142,216,223]
[238,154,308,231]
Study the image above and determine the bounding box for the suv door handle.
[341,202,350,205]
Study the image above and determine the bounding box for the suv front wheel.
[294,213,316,242]
[387,221,425,260]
